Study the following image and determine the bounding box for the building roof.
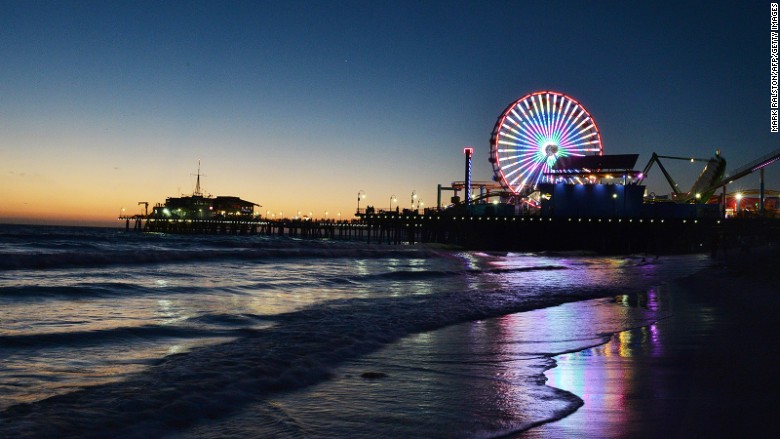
[552,154,639,172]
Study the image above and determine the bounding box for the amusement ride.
[489,90,603,195]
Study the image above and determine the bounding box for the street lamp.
[411,190,417,210]
[390,195,397,212]
[736,192,743,216]
[357,190,366,214]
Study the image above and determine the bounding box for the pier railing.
[120,213,780,254]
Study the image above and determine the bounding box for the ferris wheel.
[489,91,603,194]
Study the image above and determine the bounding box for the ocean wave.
[184,313,271,327]
[0,283,192,299]
[0,281,630,438]
[372,265,567,281]
[0,324,238,349]
[0,245,439,271]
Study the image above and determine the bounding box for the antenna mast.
[195,159,202,196]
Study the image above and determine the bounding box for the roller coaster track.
[716,148,780,187]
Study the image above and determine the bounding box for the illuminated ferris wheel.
[489,91,603,194]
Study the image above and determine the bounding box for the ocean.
[0,224,709,438]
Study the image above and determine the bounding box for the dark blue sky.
[1,1,775,222]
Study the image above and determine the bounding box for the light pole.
[357,190,366,214]
[411,190,417,210]
[736,192,742,216]
[390,195,397,212]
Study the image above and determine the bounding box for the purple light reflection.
[537,305,668,438]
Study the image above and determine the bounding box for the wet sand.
[526,245,780,438]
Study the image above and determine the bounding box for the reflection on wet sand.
[526,284,733,439]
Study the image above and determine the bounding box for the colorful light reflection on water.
[534,288,673,438]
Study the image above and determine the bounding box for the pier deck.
[120,213,780,255]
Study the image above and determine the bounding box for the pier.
[119,211,780,255]
[121,215,368,240]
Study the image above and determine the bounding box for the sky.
[1,0,776,226]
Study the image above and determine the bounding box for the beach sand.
[525,245,780,438]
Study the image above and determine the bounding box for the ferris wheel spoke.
[544,93,554,139]
[510,127,543,147]
[504,166,526,181]
[519,162,547,188]
[558,104,585,145]
[560,138,602,153]
[509,109,526,127]
[559,108,579,150]
[541,93,554,139]
[498,145,536,157]
[558,109,587,146]
[526,97,548,138]
[551,97,573,140]
[502,153,538,169]
[499,154,530,167]
[503,123,525,138]
[518,105,546,141]
[509,166,534,187]
[549,94,564,140]
[555,99,578,135]
[505,113,525,131]
[561,124,599,152]
[546,100,557,141]
[535,93,553,140]
[501,128,538,146]
[503,128,538,152]
[514,154,542,167]
[497,139,527,150]
[504,115,532,144]
[498,133,524,144]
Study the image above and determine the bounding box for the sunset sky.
[1,1,776,226]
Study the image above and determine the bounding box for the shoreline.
[525,245,780,438]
